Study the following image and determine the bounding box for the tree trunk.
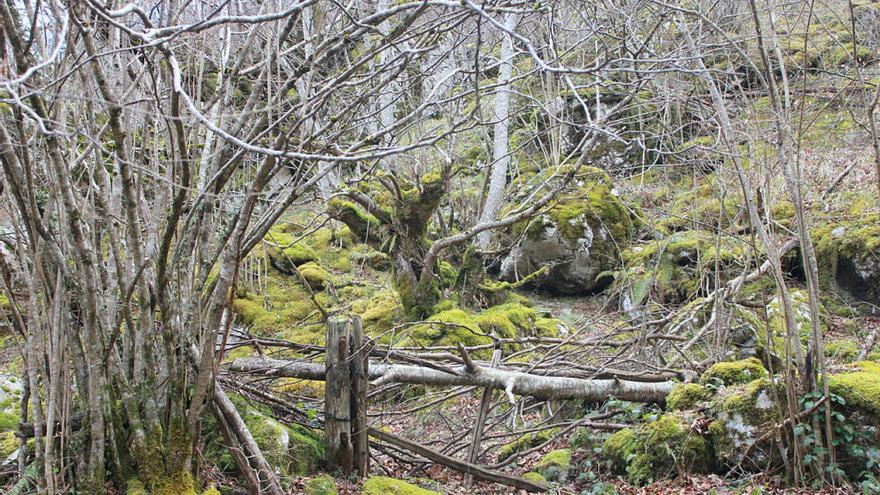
[477,12,517,249]
[230,357,674,403]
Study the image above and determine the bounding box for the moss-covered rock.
[500,166,635,294]
[535,449,571,482]
[700,358,768,387]
[666,383,711,411]
[216,395,323,477]
[620,230,746,306]
[709,378,782,470]
[496,428,558,463]
[765,289,824,345]
[361,476,440,495]
[305,474,338,495]
[262,228,322,274]
[602,427,637,468]
[298,262,334,291]
[829,361,880,416]
[522,471,547,485]
[812,195,880,306]
[348,245,391,270]
[406,308,490,348]
[603,414,711,485]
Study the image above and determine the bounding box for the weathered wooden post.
[349,315,370,477]
[325,317,353,474]
[465,348,502,487]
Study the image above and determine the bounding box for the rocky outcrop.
[499,167,635,295]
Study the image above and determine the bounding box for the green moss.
[153,471,197,495]
[534,317,563,338]
[233,296,277,333]
[228,394,323,477]
[829,361,880,415]
[361,476,440,495]
[0,431,18,458]
[305,474,338,495]
[522,472,547,485]
[620,231,747,305]
[298,262,333,290]
[603,428,637,468]
[233,279,319,335]
[605,414,711,485]
[407,309,491,348]
[497,428,558,463]
[125,479,148,495]
[348,245,390,270]
[832,43,874,65]
[701,358,768,387]
[0,410,17,432]
[825,340,860,363]
[666,383,711,411]
[536,449,571,482]
[710,378,782,469]
[202,486,221,495]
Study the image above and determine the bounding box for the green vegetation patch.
[829,361,880,416]
[602,414,711,485]
[666,383,711,411]
[701,358,768,387]
[361,476,440,495]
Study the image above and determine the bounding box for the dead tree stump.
[350,315,370,477]
[325,316,353,474]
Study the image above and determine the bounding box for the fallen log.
[229,357,674,403]
[368,427,547,493]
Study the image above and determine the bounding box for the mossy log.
[230,357,674,403]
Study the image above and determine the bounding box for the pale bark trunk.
[477,12,517,249]
[230,357,674,403]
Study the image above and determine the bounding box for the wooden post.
[325,317,353,474]
[465,348,501,487]
[349,315,370,477]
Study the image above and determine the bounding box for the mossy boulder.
[523,472,547,485]
[298,262,334,291]
[535,449,571,482]
[500,167,635,295]
[232,279,318,336]
[766,289,824,344]
[269,243,319,273]
[406,309,491,348]
[813,197,880,306]
[829,361,880,416]
[620,230,746,306]
[305,474,338,495]
[709,378,782,470]
[496,428,558,463]
[700,358,768,387]
[361,476,440,495]
[666,383,711,411]
[602,413,711,485]
[216,395,323,477]
[348,245,391,270]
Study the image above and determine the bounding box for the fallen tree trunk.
[229,357,674,402]
[368,427,547,493]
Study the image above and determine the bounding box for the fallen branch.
[368,427,547,493]
[229,357,674,402]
